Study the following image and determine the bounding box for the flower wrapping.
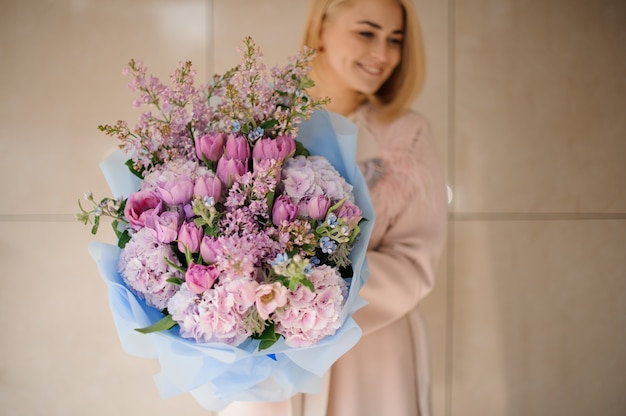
[89,111,373,410]
[81,38,374,411]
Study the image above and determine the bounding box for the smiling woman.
[219,1,448,416]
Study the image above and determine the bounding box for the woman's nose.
[370,40,391,62]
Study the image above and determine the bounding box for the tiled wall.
[1,1,624,415]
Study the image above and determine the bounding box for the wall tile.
[0,0,210,216]
[0,221,208,415]
[212,0,307,73]
[453,0,626,213]
[450,219,626,415]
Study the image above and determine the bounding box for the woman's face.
[317,0,404,97]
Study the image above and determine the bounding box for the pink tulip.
[272,195,298,225]
[252,135,295,163]
[185,262,220,294]
[336,199,362,227]
[155,177,194,206]
[200,236,221,264]
[124,190,162,230]
[194,173,223,201]
[300,195,330,221]
[224,134,250,162]
[144,210,180,244]
[195,132,225,163]
[177,221,204,253]
[216,157,246,186]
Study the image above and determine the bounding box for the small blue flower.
[203,196,215,207]
[303,262,313,276]
[248,126,264,142]
[231,120,241,133]
[326,214,338,228]
[320,236,337,254]
[310,256,320,266]
[271,253,289,267]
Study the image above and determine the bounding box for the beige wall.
[1,0,624,415]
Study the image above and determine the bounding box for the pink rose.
[185,262,220,294]
[255,282,288,320]
[272,195,298,225]
[177,221,204,253]
[124,190,162,230]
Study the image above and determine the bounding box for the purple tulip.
[272,195,298,226]
[177,221,204,253]
[195,132,225,163]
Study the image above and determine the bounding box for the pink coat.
[219,105,448,416]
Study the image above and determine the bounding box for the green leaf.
[166,277,184,285]
[255,322,281,351]
[91,216,100,235]
[135,314,177,334]
[260,119,278,130]
[117,229,131,249]
[299,278,315,293]
[294,140,310,157]
[124,159,144,179]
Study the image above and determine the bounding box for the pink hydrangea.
[118,228,183,310]
[281,155,353,206]
[167,278,259,345]
[273,265,347,348]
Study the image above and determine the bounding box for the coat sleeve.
[353,112,447,336]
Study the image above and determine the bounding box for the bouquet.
[78,37,374,410]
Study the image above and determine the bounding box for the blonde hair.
[301,0,426,122]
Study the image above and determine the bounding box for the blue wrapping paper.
[89,109,374,410]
